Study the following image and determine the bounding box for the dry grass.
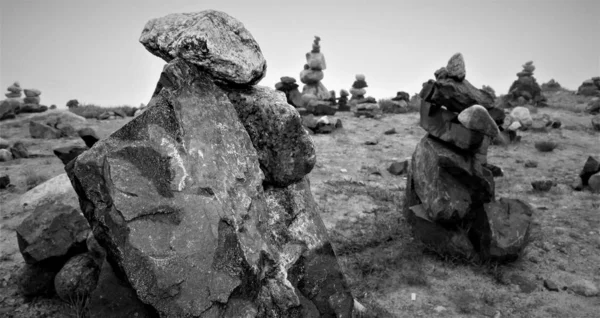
[23,170,48,190]
[63,293,90,318]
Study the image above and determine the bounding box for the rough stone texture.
[16,202,90,265]
[10,141,29,159]
[531,179,554,192]
[420,101,485,151]
[388,160,409,175]
[1,99,20,120]
[78,127,100,148]
[588,172,600,193]
[592,115,600,131]
[446,53,466,81]
[29,121,62,139]
[226,85,316,187]
[428,78,495,112]
[67,58,356,317]
[0,149,12,162]
[579,157,600,186]
[88,259,159,318]
[510,106,533,128]
[53,146,88,165]
[411,136,494,222]
[139,10,266,86]
[457,105,499,138]
[54,253,101,301]
[17,263,57,297]
[472,198,533,262]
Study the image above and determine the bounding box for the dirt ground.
[1,94,599,317]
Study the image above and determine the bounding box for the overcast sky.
[1,0,599,108]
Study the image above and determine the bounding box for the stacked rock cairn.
[66,10,362,317]
[22,88,47,113]
[274,76,303,107]
[404,52,533,262]
[502,61,547,107]
[338,89,350,111]
[383,91,410,113]
[350,74,380,117]
[297,36,337,116]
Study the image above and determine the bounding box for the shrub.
[23,170,48,190]
[66,99,79,108]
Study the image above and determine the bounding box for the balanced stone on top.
[139,10,266,85]
[24,89,41,97]
[446,53,466,82]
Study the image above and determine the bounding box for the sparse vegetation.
[68,103,135,119]
[23,170,48,190]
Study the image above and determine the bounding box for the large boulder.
[428,78,495,112]
[78,127,100,148]
[139,10,266,85]
[54,253,101,301]
[53,146,88,165]
[29,121,62,139]
[472,198,533,262]
[16,201,90,265]
[67,58,357,317]
[411,136,494,222]
[226,86,316,186]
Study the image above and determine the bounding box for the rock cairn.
[5,82,22,98]
[298,36,337,116]
[541,79,562,92]
[501,61,547,107]
[274,76,303,107]
[67,10,360,317]
[577,77,600,97]
[404,52,532,262]
[338,89,350,111]
[350,74,380,117]
[1,82,23,120]
[382,91,410,113]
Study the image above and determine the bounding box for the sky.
[1,0,599,108]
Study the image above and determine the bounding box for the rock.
[592,115,600,131]
[24,89,41,97]
[457,105,499,137]
[300,69,325,84]
[355,74,365,81]
[17,263,57,297]
[302,114,318,130]
[303,82,331,100]
[0,174,10,189]
[27,110,87,128]
[446,53,466,81]
[139,10,266,85]
[0,138,9,149]
[352,80,367,89]
[544,279,560,291]
[23,96,41,104]
[589,173,600,193]
[67,57,357,317]
[49,105,57,109]
[388,160,409,175]
[10,141,29,159]
[411,136,494,222]
[570,280,599,297]
[53,146,88,165]
[428,78,495,112]
[434,67,448,80]
[381,100,408,114]
[524,160,538,168]
[306,52,326,70]
[483,163,503,177]
[226,85,316,186]
[113,109,127,118]
[586,98,600,114]
[472,198,533,262]
[365,139,378,145]
[0,99,19,120]
[54,253,101,301]
[77,127,100,148]
[29,121,62,139]
[19,104,48,114]
[384,128,397,135]
[16,201,90,265]
[531,179,554,192]
[507,121,522,131]
[534,140,558,152]
[88,259,158,318]
[420,100,485,151]
[7,82,22,93]
[510,107,533,128]
[14,173,80,219]
[349,87,366,97]
[0,149,12,162]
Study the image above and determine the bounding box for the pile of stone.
[577,77,600,97]
[274,76,303,107]
[0,82,48,120]
[404,52,532,262]
[500,61,547,107]
[61,10,361,317]
[297,36,337,116]
[541,79,562,92]
[349,74,380,117]
[22,88,47,113]
[382,91,410,113]
[0,139,30,162]
[338,89,350,111]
